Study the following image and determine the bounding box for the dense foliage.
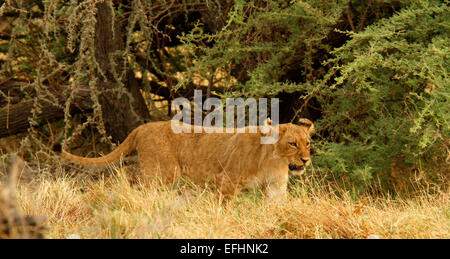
[313,2,449,188]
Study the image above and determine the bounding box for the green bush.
[178,0,344,95]
[313,1,449,189]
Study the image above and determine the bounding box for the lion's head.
[266,118,314,175]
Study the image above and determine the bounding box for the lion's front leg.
[215,173,243,199]
[264,173,288,202]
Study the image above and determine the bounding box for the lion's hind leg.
[139,155,182,185]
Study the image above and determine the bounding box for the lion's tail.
[61,127,139,167]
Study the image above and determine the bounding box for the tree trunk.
[94,0,151,143]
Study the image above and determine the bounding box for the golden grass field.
[3,160,447,239]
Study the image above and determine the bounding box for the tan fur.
[61,119,314,200]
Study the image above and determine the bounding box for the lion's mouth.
[288,164,304,171]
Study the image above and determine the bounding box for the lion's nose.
[301,158,309,164]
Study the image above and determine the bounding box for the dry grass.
[5,163,450,239]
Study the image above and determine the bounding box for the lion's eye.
[289,142,297,147]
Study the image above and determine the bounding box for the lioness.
[61,118,314,200]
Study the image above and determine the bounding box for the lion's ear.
[297,118,314,135]
[260,118,272,136]
[261,118,284,136]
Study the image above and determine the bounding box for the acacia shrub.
[311,1,449,190]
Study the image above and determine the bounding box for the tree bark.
[94,0,151,142]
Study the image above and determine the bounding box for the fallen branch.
[0,87,93,138]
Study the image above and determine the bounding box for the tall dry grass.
[5,163,450,239]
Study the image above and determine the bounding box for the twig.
[6,90,10,130]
